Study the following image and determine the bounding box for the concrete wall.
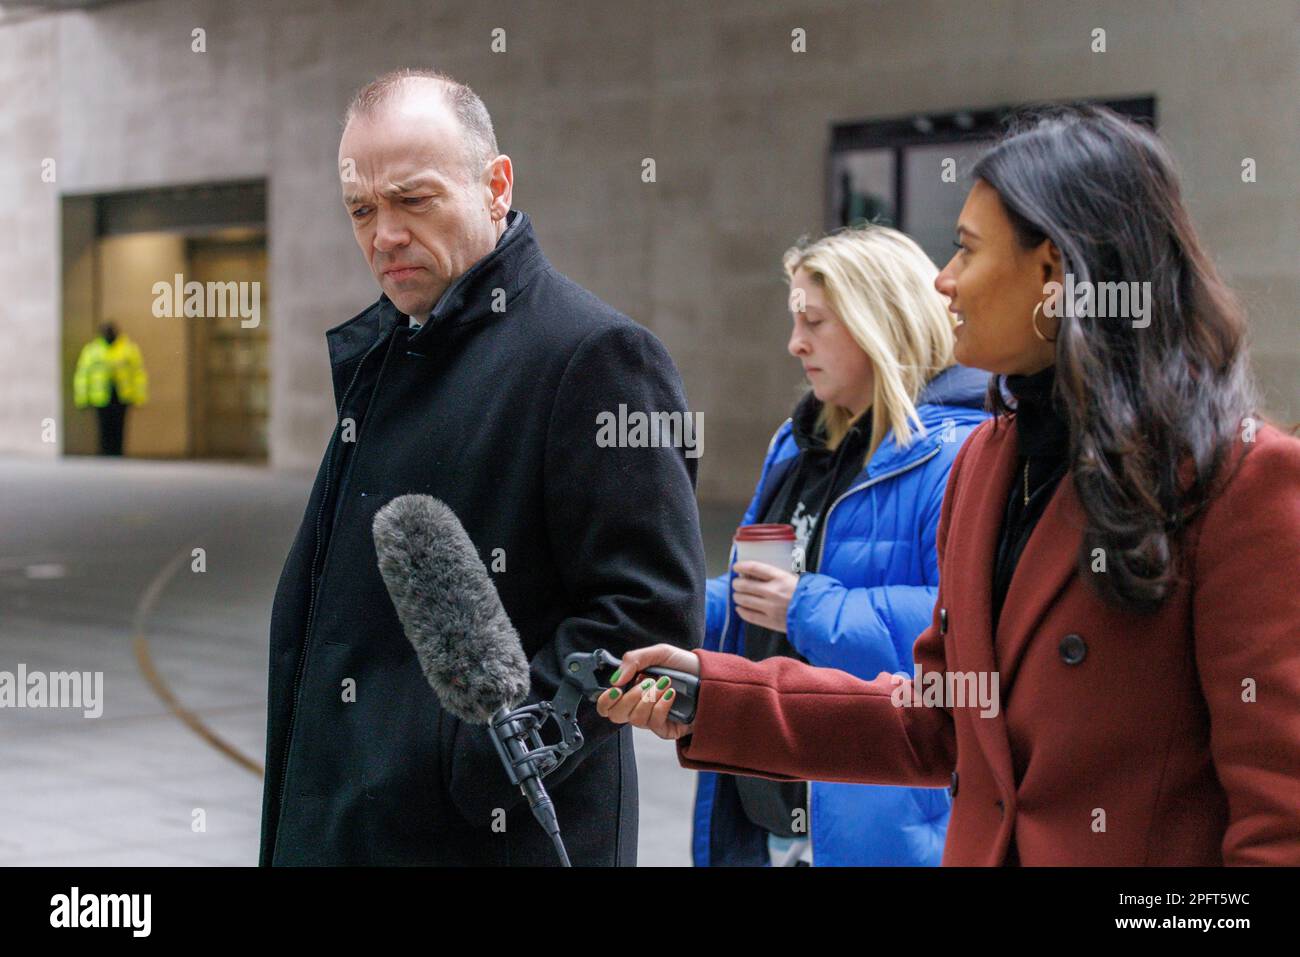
[60,196,98,456]
[1,0,1296,503]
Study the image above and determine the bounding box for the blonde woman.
[678,225,989,865]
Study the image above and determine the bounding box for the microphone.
[372,494,569,865]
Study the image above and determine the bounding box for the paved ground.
[0,454,743,867]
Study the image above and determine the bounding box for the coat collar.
[410,208,545,347]
[325,209,547,369]
[950,416,1084,799]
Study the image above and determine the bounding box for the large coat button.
[949,771,958,797]
[1059,633,1088,665]
[939,607,949,636]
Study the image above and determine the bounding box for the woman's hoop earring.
[1032,301,1057,343]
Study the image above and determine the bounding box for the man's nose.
[372,209,410,253]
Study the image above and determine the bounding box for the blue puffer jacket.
[691,364,991,866]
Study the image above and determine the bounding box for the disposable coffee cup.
[733,523,797,574]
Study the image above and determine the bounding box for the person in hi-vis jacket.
[73,321,148,456]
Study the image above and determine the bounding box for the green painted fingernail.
[664,689,675,700]
[609,668,622,684]
[608,688,620,700]
[655,676,670,690]
[640,679,653,690]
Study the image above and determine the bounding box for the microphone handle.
[518,776,570,867]
[641,666,699,724]
[491,706,571,866]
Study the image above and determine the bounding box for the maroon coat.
[678,417,1300,865]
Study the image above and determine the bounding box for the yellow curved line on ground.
[131,546,264,776]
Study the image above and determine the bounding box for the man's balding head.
[339,69,513,317]
[343,69,498,184]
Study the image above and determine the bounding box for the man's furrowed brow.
[343,174,444,206]
[382,174,444,195]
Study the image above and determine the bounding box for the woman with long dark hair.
[598,104,1300,865]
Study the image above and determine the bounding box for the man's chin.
[383,285,437,319]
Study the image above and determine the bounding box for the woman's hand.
[595,643,700,740]
[731,561,799,633]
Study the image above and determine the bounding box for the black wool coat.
[259,210,705,865]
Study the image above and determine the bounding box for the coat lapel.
[948,420,1018,800]
[950,417,1085,803]
[994,468,1085,687]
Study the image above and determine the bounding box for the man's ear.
[486,154,513,221]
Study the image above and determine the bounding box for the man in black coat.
[259,68,705,865]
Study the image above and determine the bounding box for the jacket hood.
[785,364,991,475]
[917,363,990,411]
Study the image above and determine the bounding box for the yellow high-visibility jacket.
[73,334,149,407]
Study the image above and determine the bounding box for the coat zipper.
[814,444,942,571]
[270,329,390,860]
